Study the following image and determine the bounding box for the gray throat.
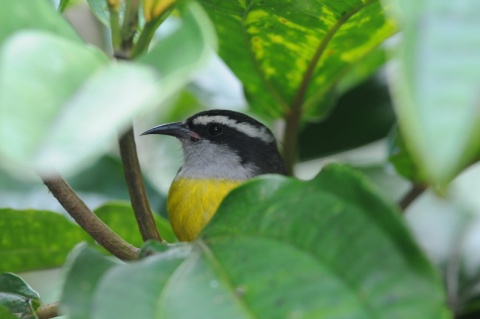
[176,140,257,180]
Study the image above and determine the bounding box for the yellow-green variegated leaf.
[199,0,396,120]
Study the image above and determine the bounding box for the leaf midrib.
[239,0,379,112]
[203,232,375,319]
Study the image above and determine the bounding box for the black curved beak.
[141,122,201,141]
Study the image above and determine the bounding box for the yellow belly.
[167,178,242,241]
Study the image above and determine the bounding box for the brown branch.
[398,183,427,212]
[113,0,163,243]
[281,0,377,175]
[118,129,163,242]
[42,174,140,260]
[36,302,60,319]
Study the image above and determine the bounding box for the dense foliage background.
[1,0,480,318]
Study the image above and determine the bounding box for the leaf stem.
[36,302,60,319]
[131,3,175,59]
[108,1,121,50]
[41,174,140,260]
[282,0,376,175]
[118,129,163,242]
[121,0,140,54]
[398,183,427,212]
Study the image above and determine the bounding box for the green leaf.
[198,0,396,120]
[92,245,192,319]
[201,164,448,318]
[387,0,480,184]
[0,2,215,178]
[0,31,162,177]
[336,47,387,94]
[298,76,395,160]
[0,273,41,319]
[0,0,81,44]
[0,305,17,319]
[94,201,177,245]
[0,209,92,273]
[67,164,449,318]
[0,203,174,273]
[0,31,109,175]
[61,244,120,319]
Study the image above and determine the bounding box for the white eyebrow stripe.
[192,115,274,144]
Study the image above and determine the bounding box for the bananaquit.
[142,109,286,241]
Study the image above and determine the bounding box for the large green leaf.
[0,203,172,273]
[63,164,449,318]
[198,0,395,119]
[0,1,215,178]
[0,31,160,176]
[0,305,17,319]
[0,0,81,44]
[0,31,109,175]
[298,75,395,160]
[0,273,41,319]
[0,209,92,273]
[387,0,480,184]
[60,244,120,319]
[61,244,190,319]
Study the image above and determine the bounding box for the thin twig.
[113,0,164,242]
[36,302,60,319]
[118,129,163,242]
[281,0,377,175]
[41,174,140,260]
[398,183,427,212]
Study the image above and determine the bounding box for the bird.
[141,109,286,241]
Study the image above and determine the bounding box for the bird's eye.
[207,123,223,137]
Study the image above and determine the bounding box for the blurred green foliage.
[1,0,480,318]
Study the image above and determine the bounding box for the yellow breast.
[167,178,242,241]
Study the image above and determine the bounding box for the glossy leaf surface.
[199,0,395,119]
[63,164,450,318]
[298,76,395,160]
[60,245,120,319]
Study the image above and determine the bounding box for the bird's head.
[142,109,286,180]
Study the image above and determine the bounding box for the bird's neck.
[177,140,256,180]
